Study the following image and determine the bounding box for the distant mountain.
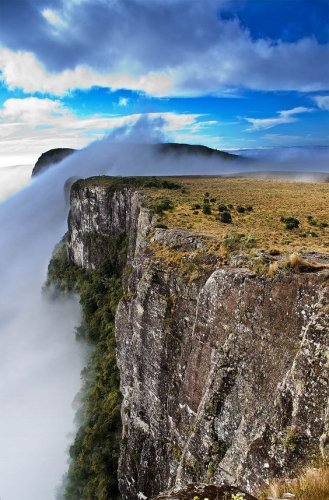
[32,148,76,177]
[157,142,239,160]
[32,143,240,178]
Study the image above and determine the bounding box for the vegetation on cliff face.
[46,233,128,500]
[71,175,182,192]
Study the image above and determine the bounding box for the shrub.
[218,203,229,212]
[307,215,317,226]
[205,192,210,197]
[210,197,217,203]
[246,205,253,212]
[150,197,174,214]
[203,203,212,215]
[281,216,300,230]
[236,205,246,213]
[219,211,232,223]
[222,232,256,252]
[155,223,168,229]
[191,203,201,210]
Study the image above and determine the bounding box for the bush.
[222,232,256,252]
[219,211,232,223]
[191,203,201,210]
[150,197,174,214]
[210,197,216,203]
[203,203,212,215]
[281,216,300,230]
[218,204,228,212]
[236,205,246,213]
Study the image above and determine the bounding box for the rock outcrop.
[67,183,329,499]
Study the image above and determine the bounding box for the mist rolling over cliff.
[0,128,253,499]
[0,0,328,497]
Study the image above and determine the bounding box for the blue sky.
[0,0,328,166]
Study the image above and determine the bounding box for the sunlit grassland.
[147,176,329,255]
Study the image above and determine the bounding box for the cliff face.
[68,184,329,499]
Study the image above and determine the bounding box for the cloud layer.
[0,96,219,166]
[0,0,328,96]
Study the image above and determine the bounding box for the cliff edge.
[59,178,329,499]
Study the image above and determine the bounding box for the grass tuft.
[259,463,329,500]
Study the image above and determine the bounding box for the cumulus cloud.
[245,106,314,131]
[0,96,218,166]
[0,0,328,96]
[313,95,329,111]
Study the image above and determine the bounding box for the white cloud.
[313,95,329,111]
[42,9,66,29]
[0,97,70,124]
[0,27,328,98]
[0,97,217,167]
[118,97,129,107]
[0,48,174,97]
[245,107,314,131]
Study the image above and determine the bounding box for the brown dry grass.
[259,464,329,500]
[147,176,329,255]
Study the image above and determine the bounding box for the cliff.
[62,178,329,499]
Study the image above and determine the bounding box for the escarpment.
[65,178,329,499]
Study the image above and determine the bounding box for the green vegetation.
[149,196,174,214]
[219,211,232,223]
[72,176,182,193]
[46,233,128,499]
[236,205,246,213]
[221,232,257,253]
[218,203,229,212]
[281,216,300,230]
[203,202,212,215]
[280,425,302,453]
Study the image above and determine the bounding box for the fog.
[0,164,32,201]
[0,120,328,499]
